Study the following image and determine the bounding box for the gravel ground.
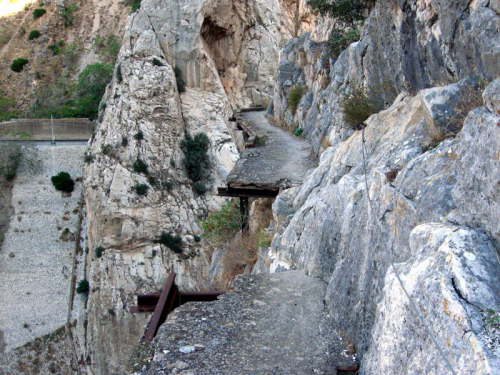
[0,144,86,353]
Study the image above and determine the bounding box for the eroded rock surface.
[257,78,500,374]
[272,0,500,154]
[363,224,500,374]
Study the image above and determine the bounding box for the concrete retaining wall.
[0,119,93,141]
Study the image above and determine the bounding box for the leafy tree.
[75,63,113,118]
[307,0,373,56]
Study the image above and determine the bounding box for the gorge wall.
[82,0,313,373]
[257,0,500,373]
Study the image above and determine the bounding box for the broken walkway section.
[142,271,358,374]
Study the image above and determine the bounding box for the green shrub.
[134,130,144,141]
[0,144,23,180]
[193,182,208,195]
[293,128,303,136]
[329,26,361,56]
[28,30,41,40]
[181,132,209,182]
[48,44,60,55]
[308,0,369,56]
[0,94,19,121]
[121,136,128,146]
[75,63,113,118]
[35,71,41,79]
[161,180,173,190]
[133,183,148,195]
[133,159,149,175]
[84,153,93,163]
[116,64,123,83]
[201,200,241,246]
[76,279,89,294]
[61,5,79,27]
[51,172,75,192]
[126,0,142,13]
[33,8,46,19]
[307,0,367,25]
[95,246,104,258]
[10,58,29,72]
[155,231,182,253]
[287,84,305,114]
[101,144,112,155]
[18,26,26,37]
[340,86,382,129]
[174,66,186,93]
[194,235,201,243]
[255,135,266,147]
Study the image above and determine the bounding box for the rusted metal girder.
[143,273,177,343]
[131,274,226,342]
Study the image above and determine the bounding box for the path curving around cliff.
[226,111,317,190]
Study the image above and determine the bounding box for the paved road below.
[144,271,357,374]
[227,112,317,190]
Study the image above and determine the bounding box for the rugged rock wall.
[272,0,500,154]
[258,0,500,373]
[83,0,313,373]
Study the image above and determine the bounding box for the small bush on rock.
[287,84,305,114]
[10,58,29,72]
[134,130,144,141]
[126,0,142,12]
[33,8,46,19]
[28,30,41,40]
[340,86,382,129]
[181,132,209,182]
[201,200,241,247]
[133,158,149,175]
[133,183,148,195]
[193,182,208,195]
[51,172,75,192]
[76,279,89,294]
[155,231,183,253]
[95,246,104,258]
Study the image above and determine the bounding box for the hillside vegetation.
[0,0,130,120]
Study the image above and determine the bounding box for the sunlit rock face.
[83,0,310,373]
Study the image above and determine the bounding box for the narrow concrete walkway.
[144,271,357,374]
[0,144,85,352]
[227,112,317,190]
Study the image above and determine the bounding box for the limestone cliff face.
[272,0,500,153]
[257,0,500,373]
[83,0,310,373]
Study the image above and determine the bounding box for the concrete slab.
[227,112,317,190]
[0,144,85,352]
[143,271,357,374]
